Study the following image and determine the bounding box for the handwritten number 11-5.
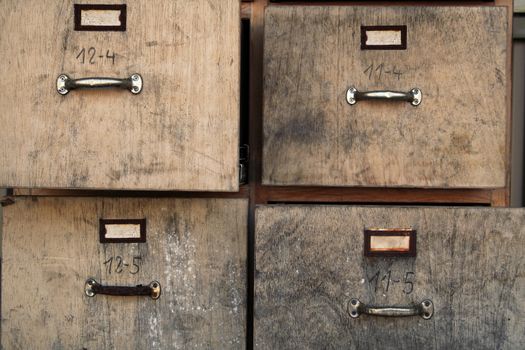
[368,270,415,294]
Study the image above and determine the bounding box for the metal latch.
[239,144,249,184]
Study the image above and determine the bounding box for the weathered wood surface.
[2,198,247,349]
[255,206,525,349]
[263,6,508,188]
[0,0,240,191]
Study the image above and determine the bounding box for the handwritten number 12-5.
[103,256,142,275]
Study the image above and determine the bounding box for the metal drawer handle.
[85,278,161,300]
[346,86,422,106]
[348,298,433,319]
[57,74,143,95]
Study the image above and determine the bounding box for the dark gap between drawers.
[241,18,254,350]
[240,19,250,157]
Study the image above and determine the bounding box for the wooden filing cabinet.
[255,205,525,349]
[0,0,520,349]
[0,0,240,191]
[263,6,510,188]
[1,198,247,349]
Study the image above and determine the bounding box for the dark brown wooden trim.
[10,185,501,205]
[255,186,496,205]
[491,187,509,207]
[267,1,495,6]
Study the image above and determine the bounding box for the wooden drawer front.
[0,0,240,191]
[2,198,247,349]
[263,6,508,188]
[255,206,525,349]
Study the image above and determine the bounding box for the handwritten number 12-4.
[76,47,116,65]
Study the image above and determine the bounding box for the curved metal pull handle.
[57,74,143,95]
[85,278,161,300]
[348,298,433,320]
[346,86,422,106]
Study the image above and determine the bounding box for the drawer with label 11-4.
[263,6,509,189]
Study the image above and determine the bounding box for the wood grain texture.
[263,6,509,188]
[0,0,240,191]
[255,205,525,349]
[2,198,247,349]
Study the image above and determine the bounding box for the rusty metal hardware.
[346,86,422,106]
[85,278,161,300]
[364,228,417,257]
[348,298,433,319]
[57,74,142,95]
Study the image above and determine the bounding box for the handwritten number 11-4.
[363,63,403,80]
